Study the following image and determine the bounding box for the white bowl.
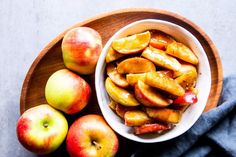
[95,19,211,143]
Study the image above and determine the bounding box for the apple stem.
[43,122,49,128]
[92,141,101,150]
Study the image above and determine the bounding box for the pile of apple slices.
[105,30,199,135]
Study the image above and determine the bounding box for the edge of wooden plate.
[20,8,222,114]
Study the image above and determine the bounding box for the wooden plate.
[20,8,223,156]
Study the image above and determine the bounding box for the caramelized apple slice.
[166,42,198,65]
[146,72,185,96]
[117,57,156,74]
[124,110,152,126]
[134,80,172,107]
[108,100,117,111]
[149,30,175,50]
[178,105,190,113]
[105,47,125,63]
[189,87,198,95]
[141,47,181,71]
[105,77,140,106]
[146,108,181,124]
[173,63,197,78]
[126,73,147,86]
[112,31,151,54]
[158,70,173,78]
[175,67,198,90]
[134,123,172,135]
[107,63,129,88]
[116,103,135,118]
[173,91,198,105]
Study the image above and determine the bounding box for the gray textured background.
[0,0,236,156]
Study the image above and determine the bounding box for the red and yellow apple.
[62,27,102,75]
[66,114,119,157]
[45,69,91,114]
[16,104,68,154]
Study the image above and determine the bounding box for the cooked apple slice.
[107,63,129,88]
[134,123,172,135]
[149,30,175,50]
[146,108,181,124]
[176,72,197,90]
[173,63,197,78]
[173,91,198,105]
[112,31,151,54]
[178,105,190,113]
[175,68,198,90]
[115,103,135,118]
[173,63,198,90]
[146,72,185,96]
[126,73,147,86]
[108,100,117,111]
[105,46,125,63]
[189,87,198,95]
[117,57,156,74]
[124,110,152,126]
[166,42,198,65]
[105,77,140,106]
[141,47,181,71]
[158,70,173,78]
[134,80,172,107]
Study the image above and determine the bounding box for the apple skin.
[66,114,119,157]
[173,91,198,105]
[16,104,68,154]
[45,69,91,114]
[62,27,102,75]
[134,123,171,135]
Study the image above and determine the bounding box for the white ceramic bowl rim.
[95,19,211,143]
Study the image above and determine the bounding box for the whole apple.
[45,69,91,114]
[62,27,102,75]
[16,104,68,154]
[66,114,119,157]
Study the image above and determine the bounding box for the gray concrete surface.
[0,0,235,156]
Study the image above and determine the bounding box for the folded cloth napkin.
[132,75,236,157]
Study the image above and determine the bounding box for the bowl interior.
[95,19,211,143]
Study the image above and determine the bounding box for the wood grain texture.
[20,8,222,156]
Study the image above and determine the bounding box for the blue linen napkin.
[132,75,236,157]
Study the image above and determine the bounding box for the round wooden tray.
[20,8,222,156]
